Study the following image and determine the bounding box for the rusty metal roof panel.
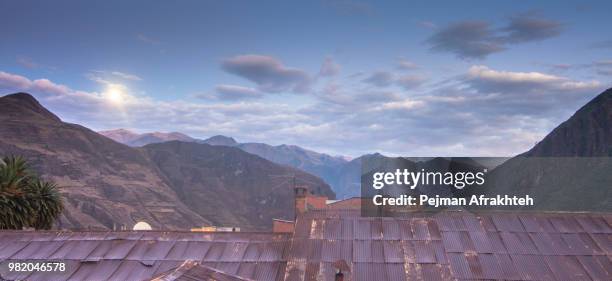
[382,240,403,263]
[214,262,242,275]
[382,219,400,240]
[371,240,385,263]
[306,240,322,261]
[499,232,538,254]
[549,216,584,233]
[576,215,611,234]
[321,240,352,263]
[441,231,467,253]
[164,241,189,260]
[220,242,249,262]
[412,219,432,240]
[472,253,521,280]
[236,262,256,279]
[353,263,387,281]
[121,240,150,260]
[181,241,212,261]
[398,220,413,240]
[435,215,467,232]
[152,260,184,276]
[529,232,571,255]
[432,240,449,265]
[589,233,612,253]
[323,219,341,240]
[428,220,442,240]
[261,241,289,262]
[354,240,372,263]
[462,215,485,232]
[355,219,371,240]
[341,218,354,240]
[370,219,384,240]
[491,214,525,232]
[577,255,611,281]
[544,255,591,281]
[50,240,101,260]
[103,239,139,259]
[447,253,475,279]
[106,260,156,281]
[478,215,498,232]
[253,262,284,281]
[562,233,603,255]
[494,254,521,280]
[467,231,494,253]
[66,260,122,281]
[385,263,407,281]
[510,254,555,281]
[202,242,227,262]
[518,215,555,232]
[241,243,262,262]
[11,241,63,259]
[303,261,319,281]
[0,241,29,259]
[400,240,416,264]
[416,263,454,281]
[413,240,437,264]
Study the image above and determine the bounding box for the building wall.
[273,220,295,233]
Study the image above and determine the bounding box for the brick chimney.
[294,186,308,220]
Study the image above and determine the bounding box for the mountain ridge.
[0,92,335,230]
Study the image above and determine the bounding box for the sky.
[1,0,611,157]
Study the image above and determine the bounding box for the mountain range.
[98,88,612,202]
[1,87,610,230]
[0,93,334,230]
[100,128,353,197]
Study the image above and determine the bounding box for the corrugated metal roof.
[284,209,612,281]
[0,231,290,281]
[0,210,610,280]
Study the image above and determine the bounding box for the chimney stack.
[294,186,308,220]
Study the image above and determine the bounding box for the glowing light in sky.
[103,84,127,106]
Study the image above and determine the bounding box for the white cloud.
[466,65,601,93]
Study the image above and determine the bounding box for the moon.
[104,85,126,105]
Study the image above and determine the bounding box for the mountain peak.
[525,88,612,157]
[0,92,61,122]
[202,135,238,146]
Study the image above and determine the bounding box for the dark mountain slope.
[142,141,335,229]
[0,92,335,230]
[482,88,612,211]
[0,93,209,230]
[524,88,612,157]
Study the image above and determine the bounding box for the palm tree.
[0,156,63,229]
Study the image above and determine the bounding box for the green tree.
[0,156,64,229]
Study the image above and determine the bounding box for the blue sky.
[1,0,611,157]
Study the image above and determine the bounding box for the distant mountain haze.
[99,129,194,147]
[0,92,334,230]
[100,129,353,198]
